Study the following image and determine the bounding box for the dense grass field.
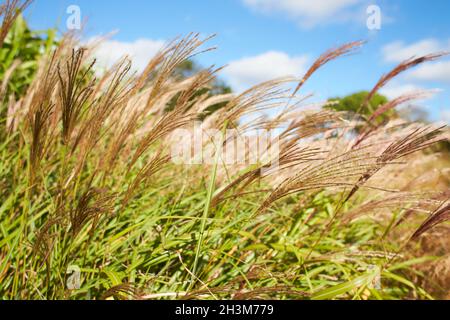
[0,1,449,300]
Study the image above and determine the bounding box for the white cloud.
[381,82,442,101]
[380,83,424,100]
[242,0,363,28]
[441,109,450,123]
[381,83,444,123]
[222,51,308,91]
[382,39,450,83]
[382,39,445,63]
[89,38,165,73]
[407,61,450,83]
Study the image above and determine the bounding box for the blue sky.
[25,0,450,122]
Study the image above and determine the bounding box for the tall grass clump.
[0,3,449,300]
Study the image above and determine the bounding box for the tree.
[166,59,232,117]
[327,91,395,125]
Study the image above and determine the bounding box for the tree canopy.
[327,91,396,124]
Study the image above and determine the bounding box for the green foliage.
[0,14,56,99]
[166,59,232,115]
[328,91,395,124]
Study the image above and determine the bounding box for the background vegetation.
[0,1,449,300]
